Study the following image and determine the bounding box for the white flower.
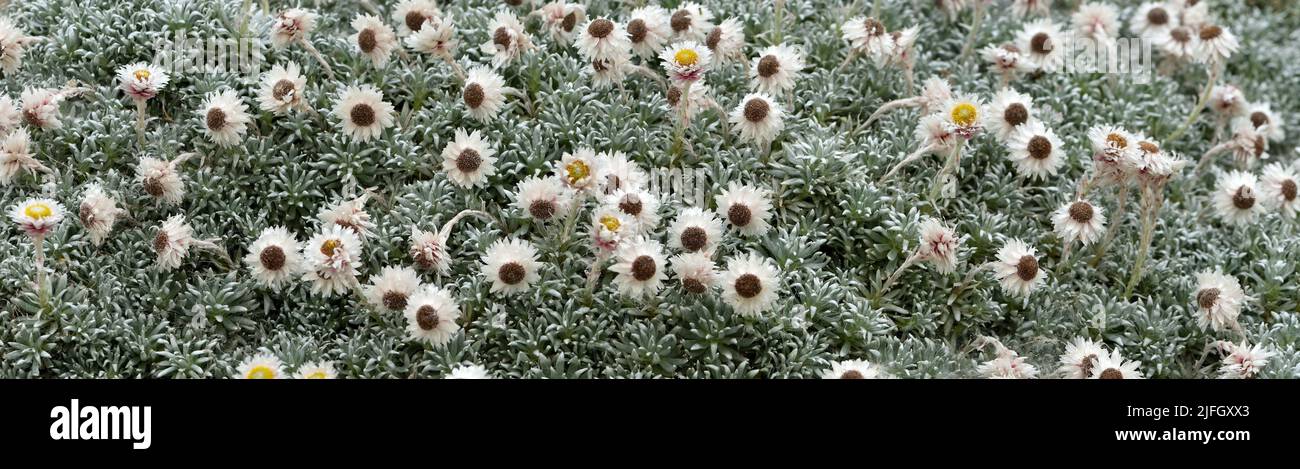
[821,360,884,379]
[117,62,169,101]
[19,88,69,130]
[939,94,985,139]
[0,128,48,186]
[555,147,602,193]
[270,9,317,48]
[1194,269,1247,332]
[1005,121,1064,180]
[405,14,458,57]
[609,237,668,298]
[408,225,450,274]
[887,26,920,67]
[576,17,632,62]
[539,1,586,45]
[135,154,189,205]
[1052,199,1106,246]
[1071,2,1120,44]
[1224,120,1268,167]
[10,197,63,238]
[0,17,38,74]
[661,41,712,84]
[1212,170,1261,225]
[591,207,633,252]
[301,224,363,297]
[595,151,647,194]
[978,344,1039,379]
[1243,102,1284,142]
[244,226,303,290]
[918,79,954,115]
[1173,0,1209,29]
[1154,25,1198,61]
[1131,138,1187,187]
[392,0,441,37]
[236,353,284,379]
[729,93,785,146]
[77,183,125,246]
[480,10,532,67]
[667,2,714,42]
[446,364,492,379]
[625,6,672,59]
[0,96,20,134]
[665,80,711,120]
[1218,342,1272,379]
[606,187,660,233]
[350,13,398,67]
[364,266,423,313]
[981,43,1037,80]
[404,286,461,347]
[1057,337,1107,379]
[441,128,497,188]
[513,175,572,223]
[991,239,1045,298]
[1087,125,1141,185]
[984,88,1036,142]
[718,252,781,316]
[842,16,894,64]
[198,89,250,147]
[1194,23,1238,64]
[668,207,723,253]
[914,114,959,154]
[749,44,805,95]
[294,361,337,379]
[917,218,961,274]
[481,237,542,296]
[1088,349,1144,379]
[1208,84,1247,117]
[1011,0,1054,18]
[333,84,395,143]
[705,18,745,64]
[152,215,200,271]
[317,192,376,240]
[1259,163,1298,217]
[1130,3,1177,38]
[1017,19,1068,72]
[670,251,716,294]
[256,62,308,114]
[715,182,773,237]
[584,55,631,89]
[462,66,509,122]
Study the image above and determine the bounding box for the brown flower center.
[1147,7,1169,26]
[618,193,643,216]
[1281,179,1297,202]
[670,10,691,32]
[757,55,780,78]
[863,17,885,37]
[499,262,526,285]
[1105,132,1128,149]
[1016,255,1038,281]
[152,231,169,253]
[682,277,707,294]
[706,27,722,50]
[320,239,341,256]
[383,291,408,311]
[735,273,762,298]
[350,103,376,127]
[667,86,682,106]
[206,107,227,131]
[562,12,578,32]
[405,11,427,33]
[588,18,614,39]
[493,27,512,50]
[1027,135,1053,160]
[1171,27,1191,43]
[1069,201,1093,223]
[1232,186,1255,210]
[456,149,482,174]
[680,226,708,252]
[1080,354,1097,378]
[631,255,657,281]
[1030,32,1052,55]
[416,305,438,330]
[1138,141,1160,154]
[529,199,557,220]
[260,245,286,271]
[1099,368,1124,379]
[1003,103,1028,127]
[840,370,865,379]
[463,83,485,109]
[143,177,165,197]
[627,19,647,43]
[743,98,769,123]
[1249,111,1269,129]
[358,28,377,53]
[1199,24,1223,41]
[1253,137,1266,158]
[78,203,95,226]
[272,79,295,101]
[1197,288,1220,310]
[728,204,753,227]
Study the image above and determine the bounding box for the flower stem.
[928,141,964,203]
[1088,186,1129,267]
[1167,63,1219,143]
[1123,195,1160,298]
[958,1,986,65]
[34,234,47,314]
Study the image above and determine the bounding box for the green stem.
[1123,196,1158,298]
[1167,63,1219,143]
[1089,186,1129,267]
[958,1,986,65]
[928,141,964,203]
[35,234,47,314]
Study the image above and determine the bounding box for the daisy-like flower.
[513,175,572,223]
[1130,2,1177,38]
[256,62,309,115]
[1071,2,1121,44]
[350,14,398,67]
[1057,337,1107,379]
[294,361,337,379]
[591,207,633,252]
[1052,199,1107,246]
[405,14,458,58]
[991,239,1045,298]
[576,17,632,62]
[153,215,204,271]
[665,80,711,121]
[1194,23,1238,64]
[236,353,284,379]
[606,188,660,233]
[539,1,586,46]
[977,343,1039,379]
[1193,269,1247,332]
[661,41,712,84]
[392,0,440,37]
[716,182,773,237]
[917,218,961,274]
[886,26,920,69]
[1017,19,1068,72]
[403,286,461,347]
[1223,120,1269,167]
[749,44,805,96]
[480,10,532,67]
[1087,125,1141,185]
[729,93,785,147]
[842,16,894,64]
[1131,137,1187,187]
[940,94,985,139]
[1212,170,1261,225]
[408,226,450,274]
[19,87,70,130]
[1243,102,1285,142]
[1005,121,1065,180]
[705,18,745,64]
[1154,25,1198,61]
[1012,0,1053,18]
[198,89,250,147]
[10,197,63,238]
[667,2,714,42]
[364,266,422,313]
[333,84,395,143]
[917,78,955,115]
[595,151,647,194]
[462,66,509,122]
[984,88,1035,142]
[1218,342,1273,379]
[668,207,724,253]
[445,364,491,379]
[1259,163,1298,217]
[480,237,542,295]
[0,17,39,74]
[555,147,602,194]
[441,129,498,188]
[609,237,668,298]
[625,6,672,59]
[244,226,303,290]
[0,96,20,134]
[302,224,363,297]
[77,183,125,246]
[670,251,717,294]
[718,252,781,316]
[116,62,169,102]
[1173,0,1209,29]
[821,360,885,379]
[1089,349,1144,379]
[135,153,191,205]
[585,56,630,89]
[982,43,1036,84]
[0,128,49,186]
[318,192,376,241]
[1208,85,1247,118]
[270,8,317,48]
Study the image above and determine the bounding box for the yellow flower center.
[674,49,699,66]
[565,160,590,185]
[24,203,52,220]
[599,215,621,232]
[246,366,276,379]
[950,103,978,127]
[320,239,342,256]
[303,371,328,379]
[1106,133,1128,148]
[133,69,151,81]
